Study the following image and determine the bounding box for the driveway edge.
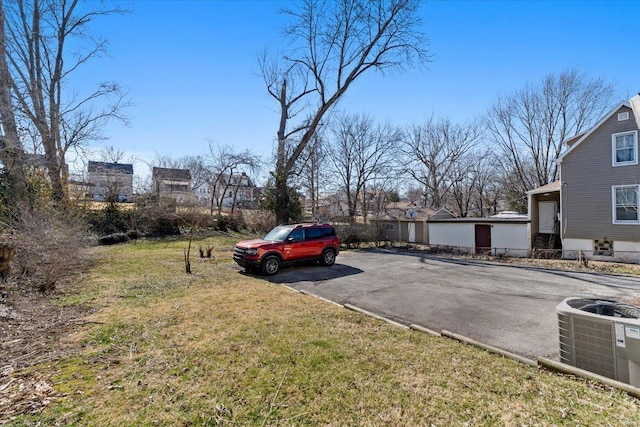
[344,303,410,330]
[538,357,640,399]
[440,330,537,367]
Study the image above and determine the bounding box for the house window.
[612,185,640,223]
[612,131,638,166]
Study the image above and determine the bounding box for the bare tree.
[366,179,401,220]
[486,69,616,200]
[446,150,500,217]
[402,116,482,209]
[259,0,429,223]
[326,112,400,224]
[4,0,129,201]
[205,142,260,215]
[448,155,477,217]
[471,152,502,216]
[405,185,424,207]
[0,1,28,208]
[295,132,326,219]
[100,145,127,164]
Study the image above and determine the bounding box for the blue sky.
[71,0,640,180]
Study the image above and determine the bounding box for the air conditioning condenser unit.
[557,297,640,387]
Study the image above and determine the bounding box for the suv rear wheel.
[261,255,281,276]
[320,248,336,266]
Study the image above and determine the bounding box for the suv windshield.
[263,225,295,242]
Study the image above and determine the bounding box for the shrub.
[241,209,276,233]
[214,214,245,232]
[87,202,130,236]
[130,195,180,237]
[334,224,378,248]
[8,206,94,292]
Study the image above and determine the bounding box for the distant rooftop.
[152,167,191,181]
[88,161,133,174]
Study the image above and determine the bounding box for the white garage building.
[428,211,531,257]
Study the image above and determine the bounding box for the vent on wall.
[619,112,630,121]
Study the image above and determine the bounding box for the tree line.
[265,67,615,225]
[0,0,620,224]
[151,62,617,227]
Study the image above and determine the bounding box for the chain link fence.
[330,222,640,265]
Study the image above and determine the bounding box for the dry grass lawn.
[4,235,640,426]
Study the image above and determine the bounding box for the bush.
[98,232,129,245]
[8,206,94,292]
[87,202,131,236]
[241,209,276,233]
[334,224,379,248]
[129,195,180,237]
[214,214,245,232]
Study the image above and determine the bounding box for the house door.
[539,202,557,234]
[408,222,416,243]
[474,224,491,254]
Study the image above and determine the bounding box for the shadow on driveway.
[239,263,363,285]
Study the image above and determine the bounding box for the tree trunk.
[274,167,290,224]
[42,138,65,201]
[0,1,28,210]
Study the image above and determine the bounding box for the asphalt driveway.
[268,249,640,359]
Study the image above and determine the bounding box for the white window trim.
[611,130,639,167]
[612,185,640,224]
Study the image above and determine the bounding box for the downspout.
[630,94,640,129]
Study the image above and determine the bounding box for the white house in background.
[195,172,259,209]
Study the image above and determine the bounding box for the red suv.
[233,223,340,275]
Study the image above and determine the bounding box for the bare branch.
[261,0,429,223]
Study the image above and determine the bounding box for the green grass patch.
[5,236,640,426]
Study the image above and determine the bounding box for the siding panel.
[562,105,640,241]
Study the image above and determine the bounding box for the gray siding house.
[538,94,640,261]
[87,161,133,202]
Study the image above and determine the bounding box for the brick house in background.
[87,161,133,202]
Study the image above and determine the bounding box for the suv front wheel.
[320,249,336,266]
[261,255,281,276]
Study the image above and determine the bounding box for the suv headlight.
[245,248,258,256]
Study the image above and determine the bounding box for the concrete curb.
[280,285,345,308]
[440,330,538,367]
[344,304,410,330]
[538,357,640,399]
[298,289,344,307]
[409,324,441,337]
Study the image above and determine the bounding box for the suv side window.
[322,227,336,238]
[306,227,323,240]
[288,229,304,242]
